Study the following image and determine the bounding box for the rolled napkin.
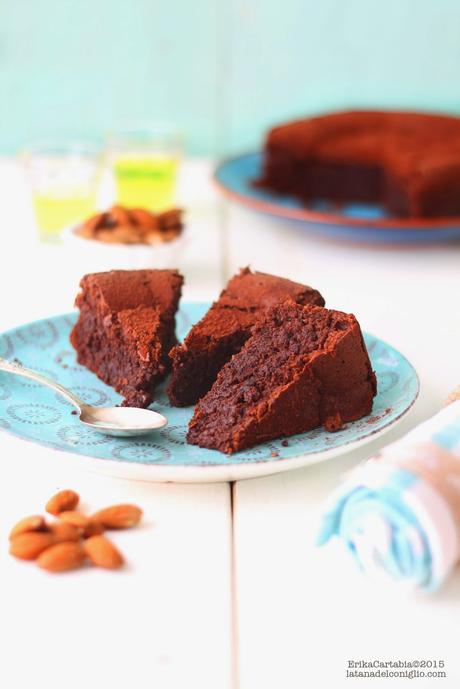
[317,398,460,590]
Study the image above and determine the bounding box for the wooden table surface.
[1,159,460,689]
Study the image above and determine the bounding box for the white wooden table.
[1,159,460,689]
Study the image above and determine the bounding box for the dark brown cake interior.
[188,301,376,453]
[167,268,325,407]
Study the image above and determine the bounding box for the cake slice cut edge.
[167,267,325,407]
[187,301,377,454]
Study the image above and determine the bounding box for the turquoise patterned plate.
[215,153,460,243]
[0,304,419,482]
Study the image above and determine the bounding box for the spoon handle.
[0,357,85,411]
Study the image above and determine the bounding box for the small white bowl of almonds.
[63,205,186,272]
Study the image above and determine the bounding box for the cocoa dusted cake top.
[217,267,325,311]
[76,269,183,319]
[188,267,325,341]
[267,110,460,176]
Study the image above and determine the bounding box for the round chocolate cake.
[257,110,460,217]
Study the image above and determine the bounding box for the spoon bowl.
[79,404,168,437]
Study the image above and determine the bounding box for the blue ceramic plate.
[0,304,419,482]
[214,153,460,244]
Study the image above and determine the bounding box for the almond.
[92,504,142,529]
[37,542,86,573]
[48,521,81,543]
[46,489,80,516]
[75,212,107,238]
[129,208,159,230]
[59,511,89,529]
[82,519,105,538]
[9,515,47,540]
[108,205,131,226]
[84,535,124,569]
[158,208,182,228]
[84,211,105,232]
[9,532,55,560]
[104,226,143,244]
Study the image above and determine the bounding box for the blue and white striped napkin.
[318,401,460,591]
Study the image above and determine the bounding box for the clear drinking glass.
[22,141,101,242]
[107,126,183,212]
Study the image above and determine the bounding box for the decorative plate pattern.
[0,304,419,482]
[214,153,460,243]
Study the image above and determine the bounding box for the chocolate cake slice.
[187,301,376,454]
[167,268,324,407]
[70,269,183,407]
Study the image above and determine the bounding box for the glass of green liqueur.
[107,126,183,212]
[22,141,101,242]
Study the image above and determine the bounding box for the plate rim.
[8,409,416,483]
[0,309,420,483]
[214,152,460,232]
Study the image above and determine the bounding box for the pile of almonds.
[74,205,183,245]
[9,489,142,573]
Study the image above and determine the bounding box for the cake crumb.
[271,451,279,458]
[281,439,289,447]
[71,410,78,416]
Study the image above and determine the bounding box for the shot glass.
[107,126,183,212]
[22,141,101,242]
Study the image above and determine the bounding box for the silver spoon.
[0,357,168,437]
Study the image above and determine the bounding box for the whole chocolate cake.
[257,110,460,217]
[167,268,325,406]
[70,269,183,407]
[187,301,376,454]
